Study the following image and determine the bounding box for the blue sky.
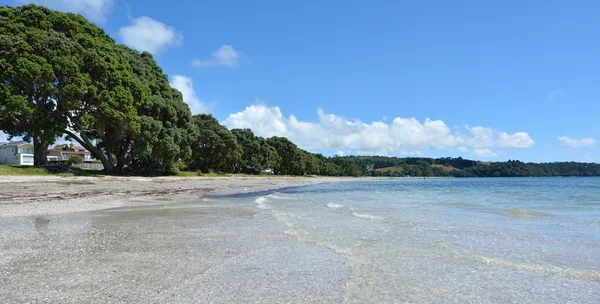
[3,0,600,162]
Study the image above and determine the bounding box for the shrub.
[66,155,84,167]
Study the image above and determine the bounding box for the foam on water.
[247,178,600,302]
[465,252,600,282]
[496,208,551,218]
[254,196,270,209]
[350,210,386,221]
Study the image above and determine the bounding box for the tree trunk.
[33,133,48,166]
[99,155,114,174]
[115,154,126,175]
[63,130,114,173]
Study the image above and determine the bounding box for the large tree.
[266,137,306,175]
[190,114,242,173]
[65,45,195,175]
[122,46,195,175]
[231,128,280,173]
[0,4,137,166]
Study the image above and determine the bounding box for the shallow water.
[233,177,600,303]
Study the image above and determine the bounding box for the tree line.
[344,156,600,177]
[1,5,598,178]
[0,5,365,176]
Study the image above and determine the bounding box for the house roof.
[0,141,31,147]
[51,150,91,155]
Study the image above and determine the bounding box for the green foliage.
[189,114,242,173]
[330,157,364,177]
[0,5,85,164]
[65,155,83,166]
[0,4,139,168]
[117,46,195,175]
[53,144,74,151]
[345,156,600,177]
[232,128,281,173]
[266,137,306,175]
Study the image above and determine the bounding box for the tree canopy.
[0,4,140,167]
[232,128,280,173]
[0,5,193,174]
[189,114,242,173]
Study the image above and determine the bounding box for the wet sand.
[0,175,339,218]
[0,176,351,303]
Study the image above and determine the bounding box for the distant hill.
[341,156,600,177]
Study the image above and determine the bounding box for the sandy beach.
[0,175,350,303]
[0,175,341,218]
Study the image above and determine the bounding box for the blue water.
[249,178,600,303]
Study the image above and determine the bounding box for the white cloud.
[192,45,240,68]
[547,88,565,101]
[457,146,468,153]
[558,136,597,148]
[20,0,113,22]
[169,76,212,114]
[336,151,345,157]
[223,104,535,157]
[118,16,182,54]
[472,148,498,158]
[223,104,287,137]
[497,132,535,148]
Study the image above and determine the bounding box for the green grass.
[0,165,109,177]
[172,170,316,178]
[431,164,456,173]
[172,170,230,177]
[374,166,404,174]
[69,167,107,176]
[0,165,54,176]
[0,165,320,178]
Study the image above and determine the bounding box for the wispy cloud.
[558,136,597,148]
[192,45,241,68]
[471,148,498,158]
[118,16,182,54]
[547,88,565,101]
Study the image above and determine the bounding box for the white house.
[0,141,34,166]
[47,145,93,162]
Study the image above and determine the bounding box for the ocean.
[231,177,600,303]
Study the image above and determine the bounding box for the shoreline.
[0,175,353,218]
[0,176,351,303]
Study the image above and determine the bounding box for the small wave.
[327,203,345,209]
[351,210,386,221]
[466,253,600,282]
[266,192,293,200]
[496,208,550,218]
[438,201,485,210]
[255,196,270,209]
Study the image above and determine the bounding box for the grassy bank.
[0,165,323,178]
[0,165,105,177]
[172,170,316,178]
[0,165,55,176]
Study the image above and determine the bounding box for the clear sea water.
[241,178,600,303]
